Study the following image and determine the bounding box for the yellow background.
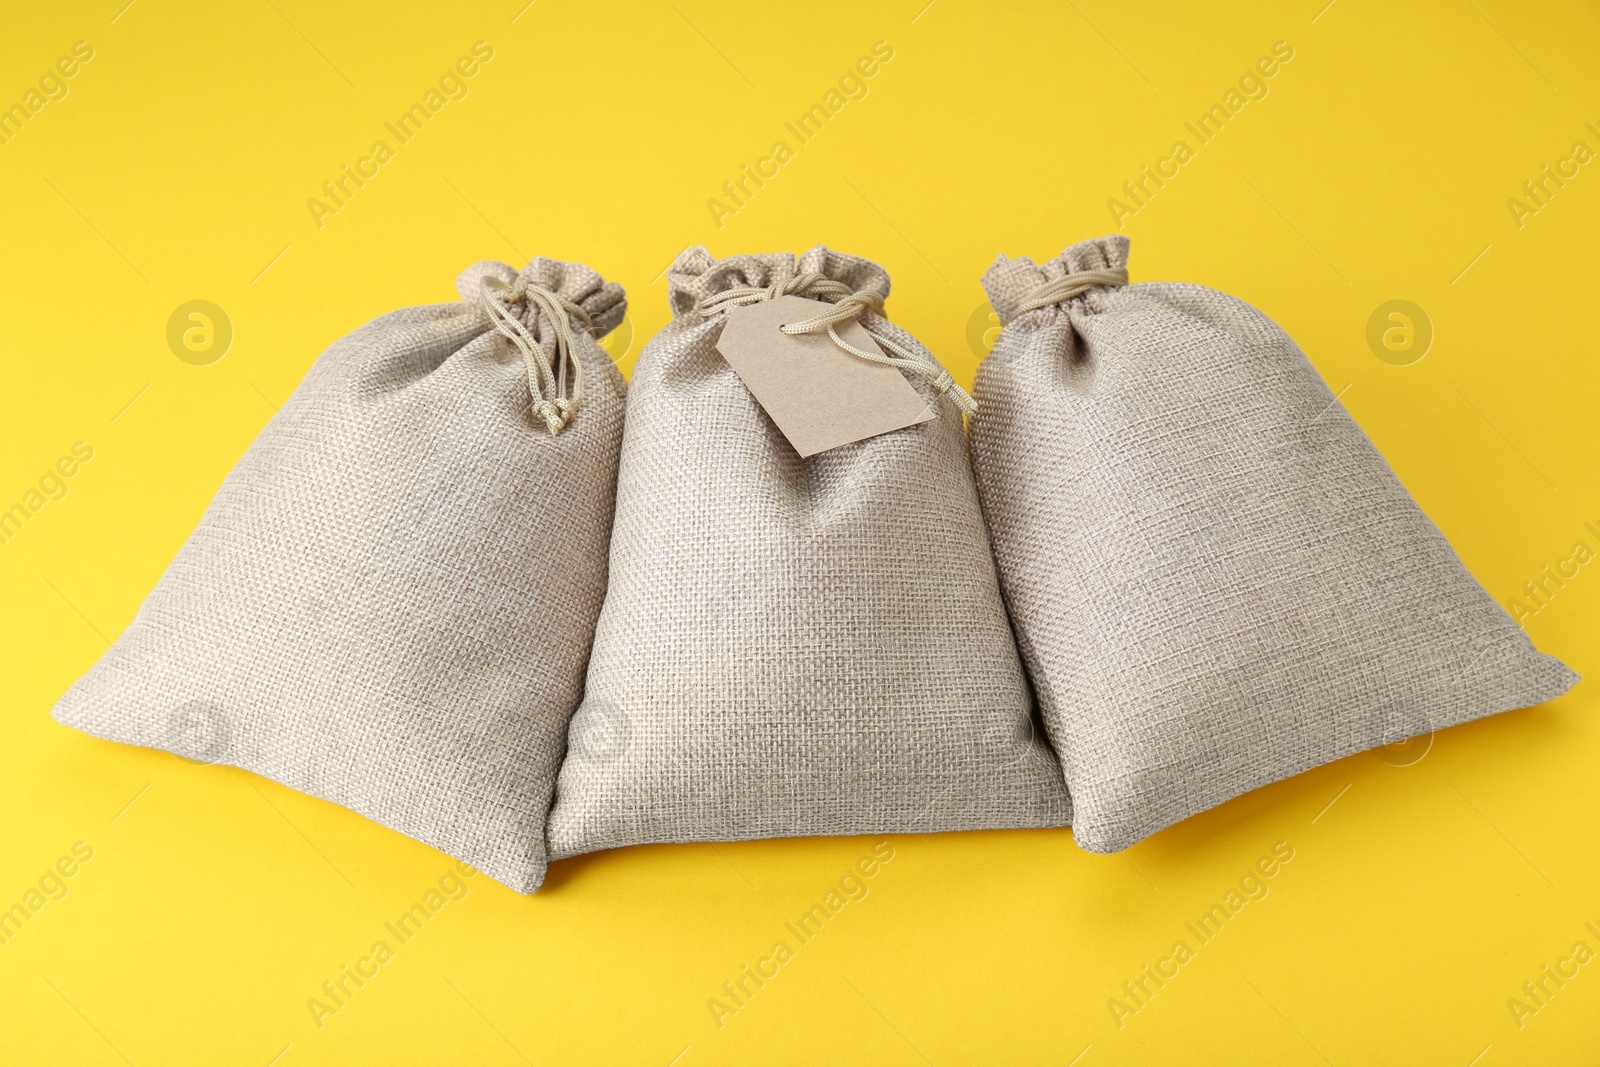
[3,0,1597,1063]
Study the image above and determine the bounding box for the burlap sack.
[970,234,1578,853]
[546,246,1071,858]
[53,256,627,893]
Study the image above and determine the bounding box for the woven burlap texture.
[546,246,1072,859]
[53,257,628,893]
[971,234,1579,853]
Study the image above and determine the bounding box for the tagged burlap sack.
[546,246,1071,858]
[970,234,1579,853]
[52,256,628,893]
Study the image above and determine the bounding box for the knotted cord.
[480,277,593,435]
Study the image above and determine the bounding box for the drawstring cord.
[480,277,593,435]
[1013,269,1129,316]
[700,272,977,416]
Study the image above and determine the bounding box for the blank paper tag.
[716,295,934,458]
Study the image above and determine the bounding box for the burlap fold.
[971,234,1578,853]
[53,256,628,893]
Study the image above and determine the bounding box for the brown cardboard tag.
[716,295,934,457]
